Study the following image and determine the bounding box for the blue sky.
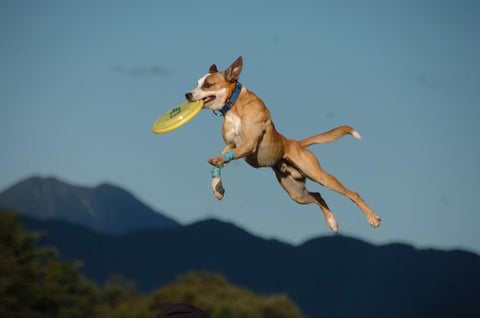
[1,0,479,254]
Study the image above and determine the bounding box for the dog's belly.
[245,151,277,168]
[245,128,285,168]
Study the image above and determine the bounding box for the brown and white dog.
[185,57,381,233]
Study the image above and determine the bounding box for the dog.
[185,57,381,233]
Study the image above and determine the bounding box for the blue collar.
[214,82,242,116]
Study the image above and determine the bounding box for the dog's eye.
[204,83,213,88]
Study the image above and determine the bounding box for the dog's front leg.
[209,112,266,168]
[209,117,265,199]
[211,168,225,200]
[209,134,260,167]
[209,138,258,201]
[208,143,236,165]
[209,146,234,200]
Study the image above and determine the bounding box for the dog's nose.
[185,92,193,101]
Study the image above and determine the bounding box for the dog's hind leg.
[273,164,339,233]
[285,144,381,228]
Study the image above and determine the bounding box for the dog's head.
[185,57,243,111]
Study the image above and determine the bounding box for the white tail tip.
[352,130,362,140]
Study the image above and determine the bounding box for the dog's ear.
[225,56,243,83]
[209,64,218,73]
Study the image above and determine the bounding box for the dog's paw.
[208,156,225,167]
[368,214,381,228]
[326,215,339,233]
[212,177,225,200]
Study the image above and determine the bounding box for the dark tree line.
[0,209,305,318]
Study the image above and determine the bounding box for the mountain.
[0,176,179,234]
[18,215,480,318]
[3,176,480,317]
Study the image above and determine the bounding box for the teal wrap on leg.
[212,166,221,178]
[212,151,235,179]
[222,150,236,163]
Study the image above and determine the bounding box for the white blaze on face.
[188,73,227,110]
[187,73,209,102]
[197,73,209,88]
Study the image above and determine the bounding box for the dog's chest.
[223,112,243,146]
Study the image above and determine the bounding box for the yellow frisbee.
[152,100,204,134]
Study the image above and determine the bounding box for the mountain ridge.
[2,175,480,317]
[0,176,179,234]
[16,213,480,318]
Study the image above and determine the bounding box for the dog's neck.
[214,82,243,116]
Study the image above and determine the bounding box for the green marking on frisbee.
[153,100,204,134]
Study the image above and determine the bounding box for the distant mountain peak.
[0,175,179,234]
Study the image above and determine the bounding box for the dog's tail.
[298,125,362,148]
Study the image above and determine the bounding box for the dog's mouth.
[202,95,216,104]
